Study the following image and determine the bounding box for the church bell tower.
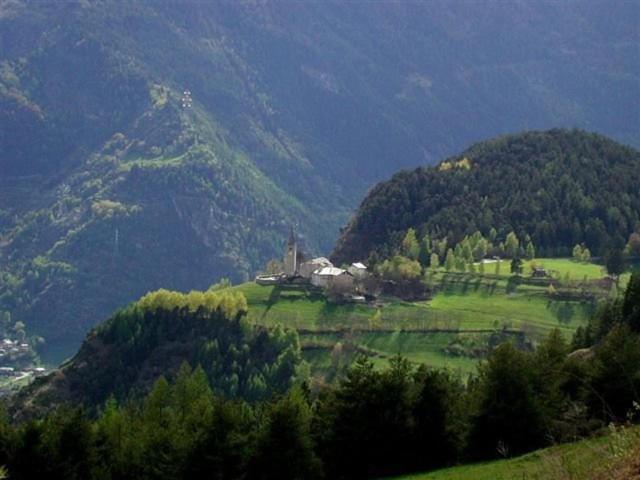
[284,227,297,277]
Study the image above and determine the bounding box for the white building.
[311,267,354,290]
[299,257,333,279]
[348,262,368,279]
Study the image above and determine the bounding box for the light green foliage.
[525,241,535,260]
[378,255,422,281]
[505,231,519,258]
[137,288,248,318]
[401,228,421,260]
[445,249,455,271]
[430,253,440,270]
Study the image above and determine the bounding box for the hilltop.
[333,130,640,264]
[1,1,639,361]
[11,287,304,418]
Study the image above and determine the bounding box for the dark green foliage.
[2,328,640,480]
[623,272,640,332]
[467,343,545,459]
[572,273,640,347]
[588,325,640,421]
[410,368,464,470]
[605,248,627,276]
[313,357,467,479]
[250,388,322,480]
[333,130,640,264]
[510,257,523,276]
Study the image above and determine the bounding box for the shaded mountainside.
[0,1,638,361]
[333,130,640,264]
[11,288,305,419]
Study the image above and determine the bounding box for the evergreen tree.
[510,257,523,276]
[445,249,455,271]
[401,229,420,260]
[525,242,535,260]
[622,272,640,332]
[605,248,626,277]
[505,232,519,258]
[430,253,440,270]
[418,235,432,268]
[250,388,321,480]
[468,344,545,459]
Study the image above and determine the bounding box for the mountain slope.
[332,130,640,264]
[1,1,639,361]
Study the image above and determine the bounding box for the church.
[255,228,368,294]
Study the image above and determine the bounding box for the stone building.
[299,257,333,279]
[283,227,298,277]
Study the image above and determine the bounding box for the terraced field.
[231,258,619,377]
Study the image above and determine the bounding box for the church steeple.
[288,226,296,247]
[284,226,298,277]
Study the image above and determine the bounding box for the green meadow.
[233,258,623,377]
[387,425,640,480]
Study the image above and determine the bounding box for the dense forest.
[333,130,640,264]
[0,274,638,480]
[10,286,305,419]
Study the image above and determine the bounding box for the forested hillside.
[1,1,638,361]
[11,286,305,419]
[333,130,640,264]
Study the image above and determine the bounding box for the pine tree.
[525,242,535,260]
[445,249,455,271]
[401,228,420,260]
[430,253,440,270]
[505,232,519,258]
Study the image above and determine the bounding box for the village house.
[299,257,333,279]
[348,262,368,279]
[310,266,354,290]
[255,228,369,299]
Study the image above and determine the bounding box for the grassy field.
[387,425,640,480]
[233,258,621,377]
[489,257,632,285]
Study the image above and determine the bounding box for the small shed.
[532,266,548,278]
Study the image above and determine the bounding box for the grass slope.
[233,258,609,376]
[388,426,640,480]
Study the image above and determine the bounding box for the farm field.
[232,258,625,377]
[387,425,640,480]
[489,257,632,285]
